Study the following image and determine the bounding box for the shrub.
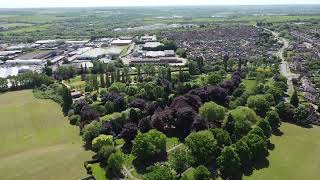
[230,106,259,124]
[69,114,80,125]
[82,121,102,144]
[194,165,211,180]
[92,134,114,152]
[97,145,116,161]
[108,151,124,173]
[199,102,226,126]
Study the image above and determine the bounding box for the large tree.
[265,110,281,131]
[199,102,226,127]
[217,146,241,179]
[107,151,124,174]
[294,105,309,125]
[185,130,218,165]
[210,128,232,149]
[207,73,223,85]
[247,95,270,117]
[145,165,175,180]
[290,90,299,108]
[193,165,211,180]
[233,139,252,168]
[244,134,268,161]
[169,148,193,177]
[61,84,72,115]
[82,121,102,145]
[257,119,272,138]
[120,122,138,144]
[131,129,166,162]
[92,134,114,152]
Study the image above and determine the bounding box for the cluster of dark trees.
[58,53,302,180]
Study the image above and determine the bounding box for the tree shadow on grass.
[273,129,284,136]
[253,157,269,170]
[299,123,313,129]
[242,156,269,176]
[242,165,254,176]
[83,142,92,151]
[267,142,275,150]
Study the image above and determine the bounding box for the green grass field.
[245,123,320,180]
[0,90,93,180]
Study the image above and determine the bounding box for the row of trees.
[0,72,53,92]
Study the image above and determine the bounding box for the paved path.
[167,143,183,153]
[121,143,183,180]
[262,27,299,96]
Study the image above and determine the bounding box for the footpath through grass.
[0,90,93,180]
[245,123,320,180]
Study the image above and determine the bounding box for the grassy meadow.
[245,123,320,180]
[0,90,93,180]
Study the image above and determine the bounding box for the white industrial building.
[111,39,132,46]
[141,35,157,42]
[0,66,40,78]
[35,40,57,44]
[144,42,163,48]
[144,51,166,58]
[65,40,90,45]
[143,50,175,58]
[164,50,175,57]
[0,67,19,78]
[50,56,66,64]
[0,50,22,57]
[5,59,45,65]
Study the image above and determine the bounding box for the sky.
[1,0,320,8]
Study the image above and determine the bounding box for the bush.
[131,129,167,162]
[265,110,281,131]
[68,109,75,117]
[194,165,211,180]
[145,165,175,180]
[92,134,114,152]
[69,114,80,125]
[82,121,102,144]
[257,119,272,138]
[97,145,116,161]
[247,95,270,117]
[185,130,218,165]
[230,106,259,124]
[104,101,115,114]
[108,151,124,173]
[199,102,226,126]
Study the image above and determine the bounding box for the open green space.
[65,75,86,90]
[0,90,93,180]
[245,123,320,180]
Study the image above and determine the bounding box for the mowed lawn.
[245,123,320,180]
[0,90,93,180]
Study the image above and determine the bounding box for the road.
[262,27,299,95]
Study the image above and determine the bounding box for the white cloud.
[1,0,319,8]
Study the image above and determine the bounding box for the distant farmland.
[0,90,93,180]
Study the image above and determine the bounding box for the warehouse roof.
[144,42,163,48]
[111,39,132,45]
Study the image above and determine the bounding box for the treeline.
[0,72,53,92]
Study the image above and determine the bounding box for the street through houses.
[261,26,299,96]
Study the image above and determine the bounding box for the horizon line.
[1,3,320,9]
